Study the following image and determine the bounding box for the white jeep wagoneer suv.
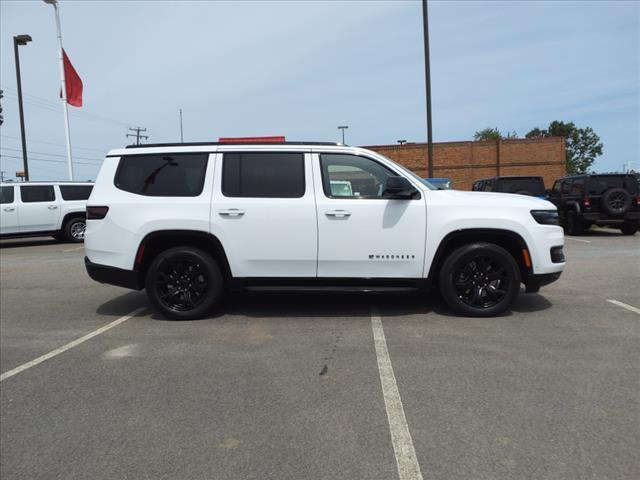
[84,141,565,319]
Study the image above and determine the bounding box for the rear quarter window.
[59,185,93,201]
[115,153,208,196]
[587,176,639,195]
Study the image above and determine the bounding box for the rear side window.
[115,153,208,196]
[59,185,93,201]
[587,175,639,195]
[20,185,55,203]
[222,152,305,198]
[570,178,584,196]
[1,186,14,204]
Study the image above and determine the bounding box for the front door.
[211,151,318,278]
[0,186,19,234]
[313,152,427,278]
[18,185,60,233]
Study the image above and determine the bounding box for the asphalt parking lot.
[1,230,638,480]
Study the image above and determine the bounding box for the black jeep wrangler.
[472,176,546,198]
[548,174,639,235]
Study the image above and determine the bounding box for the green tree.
[525,121,603,174]
[473,127,518,141]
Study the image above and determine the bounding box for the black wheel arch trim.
[428,228,533,283]
[62,211,87,227]
[134,229,233,283]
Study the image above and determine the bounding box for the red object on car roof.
[218,136,286,143]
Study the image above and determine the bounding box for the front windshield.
[373,152,436,190]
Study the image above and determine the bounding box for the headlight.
[531,210,559,225]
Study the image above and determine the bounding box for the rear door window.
[20,185,55,203]
[115,153,208,196]
[587,175,639,195]
[570,178,585,196]
[1,186,14,204]
[59,185,93,201]
[222,152,305,198]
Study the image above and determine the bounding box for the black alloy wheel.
[439,242,521,317]
[146,246,224,320]
[602,188,632,216]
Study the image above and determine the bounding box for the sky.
[0,0,638,181]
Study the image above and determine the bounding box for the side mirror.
[383,176,418,199]
[545,189,551,196]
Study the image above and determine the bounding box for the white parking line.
[565,236,591,244]
[63,246,85,253]
[606,299,640,315]
[0,307,146,382]
[371,308,424,480]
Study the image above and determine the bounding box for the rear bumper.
[524,271,562,293]
[582,211,640,223]
[85,257,142,290]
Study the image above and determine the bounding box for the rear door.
[312,152,426,278]
[18,185,61,233]
[211,150,317,277]
[0,185,19,234]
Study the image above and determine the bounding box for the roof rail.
[125,141,341,149]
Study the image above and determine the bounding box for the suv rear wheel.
[145,246,224,320]
[565,211,585,235]
[620,221,638,236]
[438,242,521,317]
[64,217,86,243]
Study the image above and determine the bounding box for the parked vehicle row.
[0,182,93,242]
[471,174,639,235]
[84,140,564,320]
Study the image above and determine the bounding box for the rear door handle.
[219,208,245,217]
[325,209,351,218]
[3,207,15,212]
[48,205,58,210]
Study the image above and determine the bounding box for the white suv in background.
[0,182,93,243]
[85,141,565,319]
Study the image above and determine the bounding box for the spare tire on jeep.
[601,188,632,216]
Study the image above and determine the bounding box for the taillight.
[636,196,640,206]
[583,198,591,207]
[86,206,109,220]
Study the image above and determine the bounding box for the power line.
[126,126,148,145]
[1,146,102,162]
[1,134,108,153]
[0,153,102,167]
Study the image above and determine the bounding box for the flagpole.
[46,0,74,181]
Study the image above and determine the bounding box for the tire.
[566,211,585,235]
[145,246,224,320]
[601,188,632,216]
[620,222,638,236]
[64,217,86,243]
[438,242,521,317]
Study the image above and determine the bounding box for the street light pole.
[179,109,184,142]
[13,35,32,182]
[338,125,349,144]
[422,0,434,178]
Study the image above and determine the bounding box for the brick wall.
[364,137,566,190]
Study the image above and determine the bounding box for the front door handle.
[3,207,15,212]
[48,205,58,210]
[219,208,245,217]
[325,209,351,218]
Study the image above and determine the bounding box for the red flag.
[60,49,83,107]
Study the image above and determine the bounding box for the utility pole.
[127,127,148,145]
[179,109,184,143]
[14,34,32,181]
[0,171,5,182]
[422,0,434,178]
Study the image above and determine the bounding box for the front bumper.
[85,257,142,290]
[524,272,562,293]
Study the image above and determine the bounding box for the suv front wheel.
[145,246,224,320]
[438,242,521,317]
